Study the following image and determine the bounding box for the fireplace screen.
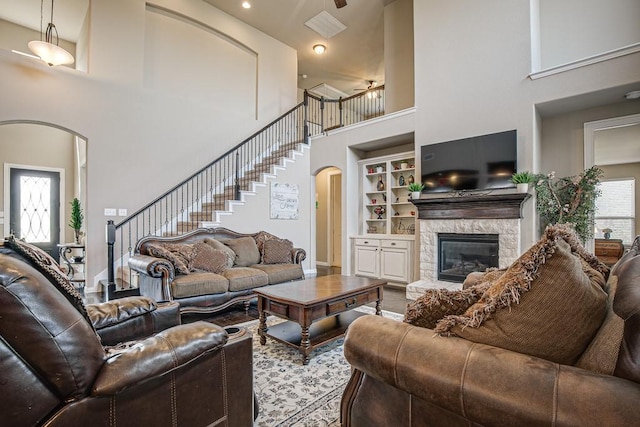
[438,233,499,282]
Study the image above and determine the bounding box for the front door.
[9,168,61,260]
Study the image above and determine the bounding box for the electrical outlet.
[118,208,128,217]
[104,208,117,216]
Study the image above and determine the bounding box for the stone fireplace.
[407,193,529,299]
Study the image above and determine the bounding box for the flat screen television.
[420,130,517,194]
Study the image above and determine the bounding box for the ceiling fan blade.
[334,0,347,8]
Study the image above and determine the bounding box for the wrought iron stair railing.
[106,86,385,289]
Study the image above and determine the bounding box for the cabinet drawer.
[381,240,410,249]
[326,291,372,315]
[354,238,379,247]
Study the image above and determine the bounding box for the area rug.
[235,306,404,426]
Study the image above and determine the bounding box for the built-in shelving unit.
[354,151,416,284]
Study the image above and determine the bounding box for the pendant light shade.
[29,0,74,66]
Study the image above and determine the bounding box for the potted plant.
[533,166,603,243]
[408,182,424,201]
[510,171,535,193]
[69,197,84,244]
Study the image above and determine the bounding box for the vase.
[377,176,385,191]
[376,166,383,173]
[400,162,408,169]
[516,183,529,193]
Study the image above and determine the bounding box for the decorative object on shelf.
[407,175,415,185]
[377,176,385,191]
[408,183,424,202]
[376,165,384,173]
[368,167,374,174]
[394,212,400,216]
[373,206,386,219]
[382,193,387,202]
[395,222,406,234]
[407,224,415,235]
[367,226,377,234]
[69,197,84,244]
[602,228,613,239]
[371,198,377,205]
[533,166,603,243]
[511,171,536,193]
[401,161,409,170]
[410,211,415,216]
[399,175,405,186]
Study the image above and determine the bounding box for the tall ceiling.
[0,0,393,95]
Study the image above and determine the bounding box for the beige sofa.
[128,227,305,314]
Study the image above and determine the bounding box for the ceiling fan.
[354,80,378,92]
[334,0,347,8]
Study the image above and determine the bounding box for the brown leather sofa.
[341,236,640,426]
[0,237,254,426]
[129,227,306,315]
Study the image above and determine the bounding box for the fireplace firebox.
[438,233,499,282]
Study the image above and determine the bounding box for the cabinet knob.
[364,241,369,244]
[391,242,396,246]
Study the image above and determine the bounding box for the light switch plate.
[104,208,117,216]
[118,209,128,217]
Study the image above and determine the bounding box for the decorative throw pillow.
[192,242,228,274]
[262,238,293,264]
[223,237,261,267]
[404,283,491,329]
[254,231,278,255]
[435,224,608,365]
[203,238,235,268]
[5,236,93,326]
[146,243,196,275]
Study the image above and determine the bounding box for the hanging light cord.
[40,0,60,46]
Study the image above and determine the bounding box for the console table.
[57,243,85,289]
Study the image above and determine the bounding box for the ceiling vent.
[305,10,346,39]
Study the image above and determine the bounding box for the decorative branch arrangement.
[533,166,603,243]
[69,198,84,244]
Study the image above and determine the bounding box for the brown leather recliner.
[341,236,640,426]
[0,238,254,426]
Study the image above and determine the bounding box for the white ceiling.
[0,0,392,94]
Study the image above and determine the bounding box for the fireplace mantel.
[412,193,531,220]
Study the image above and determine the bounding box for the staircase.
[173,141,305,234]
[106,86,385,285]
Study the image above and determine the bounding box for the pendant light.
[28,0,74,66]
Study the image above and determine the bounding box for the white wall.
[310,109,416,275]
[384,0,414,113]
[0,0,298,288]
[413,0,640,250]
[538,0,640,70]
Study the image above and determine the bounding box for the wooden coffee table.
[255,275,385,365]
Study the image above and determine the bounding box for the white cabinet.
[353,237,413,283]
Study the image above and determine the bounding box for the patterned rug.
[236,306,404,426]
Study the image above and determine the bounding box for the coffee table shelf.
[263,310,367,354]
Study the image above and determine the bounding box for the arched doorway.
[315,167,342,274]
[1,122,87,260]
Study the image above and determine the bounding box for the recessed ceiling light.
[313,44,326,55]
[625,90,640,100]
[242,1,251,9]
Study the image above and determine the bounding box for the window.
[595,179,635,245]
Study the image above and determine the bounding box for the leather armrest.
[292,248,306,264]
[344,315,640,425]
[88,296,157,330]
[93,321,227,395]
[88,297,181,346]
[129,254,175,279]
